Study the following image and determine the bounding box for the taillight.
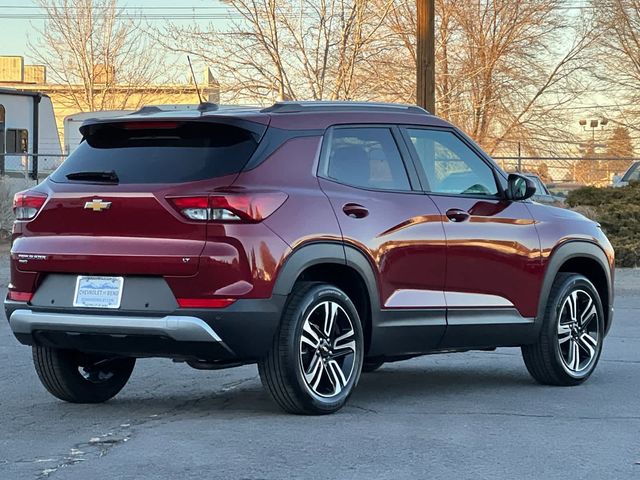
[7,291,33,302]
[168,192,287,223]
[13,190,48,220]
[169,197,210,221]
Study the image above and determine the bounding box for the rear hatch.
[13,117,267,277]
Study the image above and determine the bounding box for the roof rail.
[261,101,430,115]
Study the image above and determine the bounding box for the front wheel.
[259,282,364,414]
[33,347,136,403]
[522,273,604,386]
[362,360,384,373]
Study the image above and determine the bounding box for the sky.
[0,0,620,144]
[0,0,228,62]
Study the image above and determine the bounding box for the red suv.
[5,102,614,414]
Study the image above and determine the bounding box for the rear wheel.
[33,347,135,403]
[522,273,604,386]
[259,282,364,414]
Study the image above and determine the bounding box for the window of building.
[6,129,28,154]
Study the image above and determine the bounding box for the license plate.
[73,276,124,309]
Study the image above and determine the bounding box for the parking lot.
[0,243,638,480]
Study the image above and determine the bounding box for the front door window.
[406,128,498,197]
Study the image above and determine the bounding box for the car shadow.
[349,364,537,404]
[90,362,538,419]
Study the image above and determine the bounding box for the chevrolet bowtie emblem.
[84,199,112,212]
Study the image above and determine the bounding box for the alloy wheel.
[77,356,126,383]
[557,289,600,374]
[299,300,357,398]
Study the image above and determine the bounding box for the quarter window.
[325,127,411,191]
[406,128,498,196]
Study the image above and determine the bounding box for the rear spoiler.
[79,114,270,139]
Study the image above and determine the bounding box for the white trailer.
[0,88,62,179]
[63,110,132,154]
[63,105,209,154]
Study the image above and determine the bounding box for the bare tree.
[160,0,597,163]
[160,0,395,103]
[30,0,169,112]
[363,0,596,156]
[592,0,640,126]
[605,125,635,176]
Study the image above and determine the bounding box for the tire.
[362,360,384,373]
[522,273,605,386]
[258,282,364,415]
[32,347,136,403]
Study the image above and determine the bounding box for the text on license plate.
[73,276,124,309]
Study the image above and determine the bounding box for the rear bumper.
[4,296,286,362]
[9,309,225,342]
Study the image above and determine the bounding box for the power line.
[0,14,241,19]
[0,1,620,25]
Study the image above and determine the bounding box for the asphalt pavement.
[1,246,638,479]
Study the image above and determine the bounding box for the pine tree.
[604,126,635,179]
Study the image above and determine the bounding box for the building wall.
[3,85,219,146]
[0,56,24,83]
[23,65,46,84]
[0,56,221,146]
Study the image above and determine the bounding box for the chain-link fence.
[0,153,67,235]
[3,152,639,186]
[0,151,638,232]
[494,155,640,189]
[0,152,67,181]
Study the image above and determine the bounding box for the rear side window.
[324,127,411,191]
[51,121,262,184]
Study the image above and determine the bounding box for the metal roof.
[0,87,50,98]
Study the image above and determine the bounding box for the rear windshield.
[51,121,262,184]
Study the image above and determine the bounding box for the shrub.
[0,177,34,239]
[567,182,640,267]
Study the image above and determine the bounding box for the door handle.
[446,208,470,223]
[343,203,369,219]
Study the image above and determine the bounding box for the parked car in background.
[5,101,614,415]
[612,161,639,187]
[523,173,566,206]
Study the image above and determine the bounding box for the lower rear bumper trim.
[9,309,223,343]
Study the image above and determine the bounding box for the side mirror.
[612,174,622,184]
[506,173,536,201]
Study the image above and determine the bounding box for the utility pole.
[517,142,522,172]
[416,0,435,113]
